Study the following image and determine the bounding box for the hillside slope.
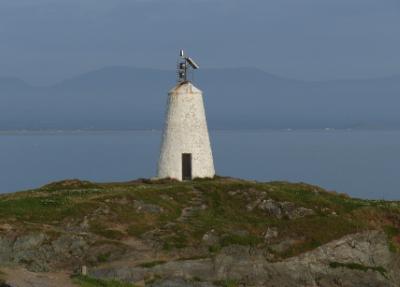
[0,177,400,286]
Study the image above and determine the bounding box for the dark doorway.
[182,153,192,180]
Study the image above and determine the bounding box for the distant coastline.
[1,127,400,135]
[2,67,400,132]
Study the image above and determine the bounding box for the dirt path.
[1,267,77,287]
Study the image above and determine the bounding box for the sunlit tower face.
[157,51,215,181]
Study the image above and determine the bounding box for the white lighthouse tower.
[157,50,215,181]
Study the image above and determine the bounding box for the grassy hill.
[1,177,399,261]
[1,177,400,286]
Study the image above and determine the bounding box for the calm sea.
[0,130,399,200]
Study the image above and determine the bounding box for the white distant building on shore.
[157,50,215,181]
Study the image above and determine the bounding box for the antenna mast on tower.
[177,49,200,83]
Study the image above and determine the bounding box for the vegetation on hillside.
[72,275,135,287]
[0,177,399,262]
[0,270,5,285]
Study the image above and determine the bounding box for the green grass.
[384,225,400,237]
[89,222,126,240]
[1,177,399,261]
[329,262,387,278]
[214,279,239,287]
[0,270,6,284]
[189,180,372,257]
[0,189,100,224]
[72,275,135,287]
[220,234,263,247]
[137,260,166,268]
[162,232,188,250]
[275,216,364,257]
[97,252,111,263]
[383,225,400,252]
[209,244,222,253]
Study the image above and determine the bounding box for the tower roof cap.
[169,81,202,94]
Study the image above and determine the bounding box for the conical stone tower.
[157,51,215,181]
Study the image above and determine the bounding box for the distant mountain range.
[1,66,400,130]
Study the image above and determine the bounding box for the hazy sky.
[0,0,399,84]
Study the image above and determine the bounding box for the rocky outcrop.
[247,198,315,219]
[134,200,164,214]
[0,233,92,272]
[1,178,400,287]
[1,230,398,286]
[87,231,400,287]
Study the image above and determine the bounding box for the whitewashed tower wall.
[157,82,215,180]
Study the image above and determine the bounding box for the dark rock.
[52,234,89,258]
[0,237,13,262]
[12,234,50,272]
[264,227,278,243]
[256,199,315,219]
[134,200,164,214]
[258,199,282,217]
[202,230,219,246]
